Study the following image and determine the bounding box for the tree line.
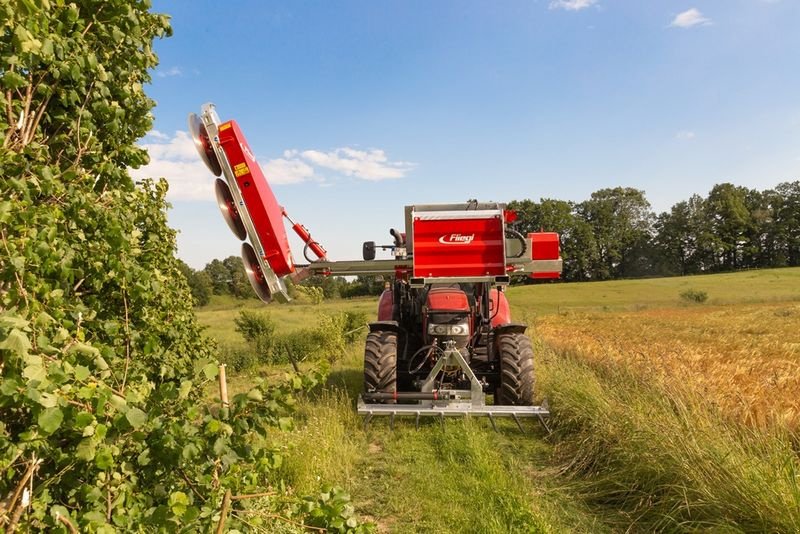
[178,258,386,306]
[184,180,799,304]
[510,181,800,281]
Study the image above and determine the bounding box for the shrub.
[680,288,708,303]
[234,310,276,358]
[342,311,369,344]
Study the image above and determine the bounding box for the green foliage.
[177,259,212,306]
[298,485,375,533]
[295,284,325,305]
[0,1,371,530]
[680,288,709,303]
[234,309,276,358]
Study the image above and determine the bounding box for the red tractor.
[190,104,562,428]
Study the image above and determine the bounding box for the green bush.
[217,345,260,372]
[234,310,276,358]
[680,288,709,303]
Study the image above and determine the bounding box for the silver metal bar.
[357,398,550,418]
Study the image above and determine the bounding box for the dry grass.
[535,302,800,428]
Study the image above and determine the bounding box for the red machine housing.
[529,232,560,279]
[218,121,295,277]
[488,288,511,327]
[412,211,506,278]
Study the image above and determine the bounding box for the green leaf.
[278,417,293,431]
[1,71,27,90]
[76,438,97,461]
[126,407,147,429]
[202,362,218,380]
[95,448,114,470]
[0,328,32,356]
[37,392,58,408]
[74,365,91,381]
[178,380,192,400]
[38,407,63,434]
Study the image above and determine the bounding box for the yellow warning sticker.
[219,123,232,131]
[233,162,250,177]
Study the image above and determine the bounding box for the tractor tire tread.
[497,332,535,405]
[364,331,397,401]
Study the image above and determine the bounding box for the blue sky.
[133,0,800,269]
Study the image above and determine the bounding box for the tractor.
[189,104,562,428]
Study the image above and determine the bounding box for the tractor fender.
[492,323,528,336]
[368,321,401,334]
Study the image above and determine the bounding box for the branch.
[120,278,132,393]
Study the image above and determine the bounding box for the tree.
[203,258,230,295]
[772,181,800,266]
[705,183,752,270]
[0,2,332,530]
[577,187,654,279]
[508,198,598,281]
[654,195,714,275]
[177,259,212,306]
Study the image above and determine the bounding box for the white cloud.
[261,156,315,184]
[156,66,183,78]
[676,130,696,140]
[131,130,215,201]
[670,8,711,28]
[549,0,598,11]
[299,147,414,181]
[131,131,414,201]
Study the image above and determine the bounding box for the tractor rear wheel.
[363,331,397,402]
[496,332,535,405]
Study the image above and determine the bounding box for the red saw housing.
[218,121,295,277]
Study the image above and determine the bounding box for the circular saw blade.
[241,242,275,303]
[188,112,222,176]
[214,179,247,240]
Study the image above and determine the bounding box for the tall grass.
[538,346,800,532]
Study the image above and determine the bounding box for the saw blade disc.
[241,242,273,303]
[214,179,247,240]
[188,112,222,176]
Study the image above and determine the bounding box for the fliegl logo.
[438,233,475,245]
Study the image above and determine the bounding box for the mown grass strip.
[273,351,612,534]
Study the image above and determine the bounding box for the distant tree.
[577,187,654,279]
[772,181,800,266]
[508,198,598,281]
[706,183,752,270]
[222,255,250,298]
[654,194,714,275]
[203,258,230,295]
[176,260,211,306]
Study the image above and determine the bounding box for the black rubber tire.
[496,332,536,405]
[363,331,397,402]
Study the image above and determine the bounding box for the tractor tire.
[363,331,397,402]
[496,332,535,405]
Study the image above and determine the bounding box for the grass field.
[197,267,800,532]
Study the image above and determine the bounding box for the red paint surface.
[413,215,506,278]
[529,232,560,280]
[488,288,511,327]
[377,289,394,321]
[218,121,294,276]
[425,287,470,312]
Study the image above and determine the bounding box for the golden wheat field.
[534,302,800,429]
